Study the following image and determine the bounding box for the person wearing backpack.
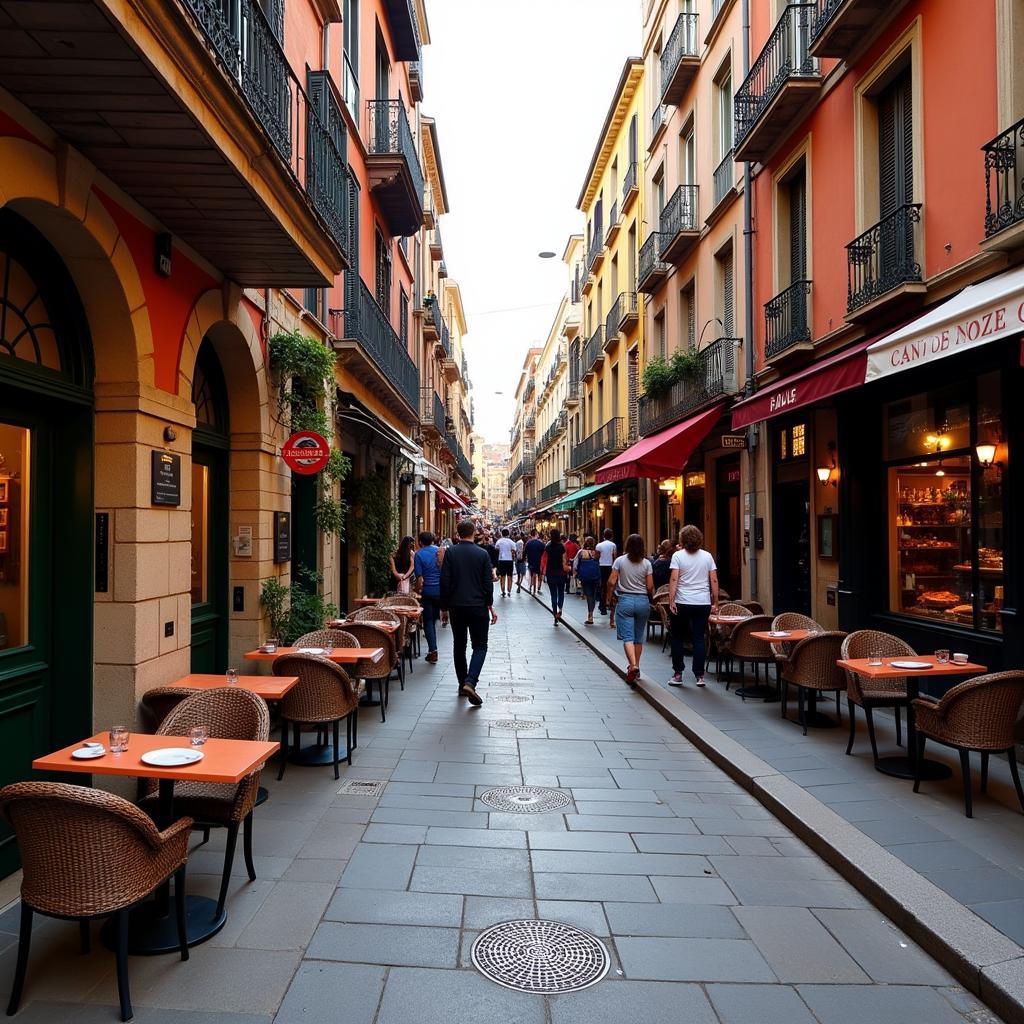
[575,535,602,625]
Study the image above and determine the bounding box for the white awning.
[866,264,1024,380]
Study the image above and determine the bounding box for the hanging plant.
[642,355,675,398]
[670,347,704,382]
[347,473,397,597]
[268,329,336,435]
[314,449,352,539]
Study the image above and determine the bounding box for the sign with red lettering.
[281,431,330,474]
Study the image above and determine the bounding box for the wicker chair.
[647,585,671,643]
[380,595,422,657]
[841,630,915,764]
[723,615,775,697]
[769,612,822,661]
[140,688,269,920]
[272,653,359,781]
[710,603,752,676]
[912,670,1024,817]
[347,607,406,688]
[138,686,195,733]
[741,601,765,615]
[337,621,395,723]
[0,782,192,1021]
[293,628,359,649]
[780,631,848,734]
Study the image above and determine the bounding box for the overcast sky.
[422,0,642,445]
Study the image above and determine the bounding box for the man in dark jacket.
[440,519,497,706]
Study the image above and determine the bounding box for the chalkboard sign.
[273,511,291,564]
[151,451,181,506]
[95,513,109,593]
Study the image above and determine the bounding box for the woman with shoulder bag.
[575,536,602,625]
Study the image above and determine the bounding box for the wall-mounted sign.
[273,511,291,564]
[282,431,330,475]
[684,471,706,489]
[151,451,181,506]
[721,434,747,450]
[234,525,253,558]
[95,513,109,593]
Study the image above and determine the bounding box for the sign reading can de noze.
[281,431,330,475]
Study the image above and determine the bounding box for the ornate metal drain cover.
[479,786,570,813]
[336,779,387,798]
[490,719,543,731]
[493,695,533,703]
[471,919,610,993]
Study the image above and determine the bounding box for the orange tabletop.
[751,629,815,643]
[244,646,384,664]
[172,674,300,701]
[837,655,987,679]
[332,618,400,634]
[33,733,279,784]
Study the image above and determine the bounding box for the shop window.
[0,423,29,650]
[778,422,807,461]
[0,252,62,373]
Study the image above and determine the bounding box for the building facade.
[508,348,541,518]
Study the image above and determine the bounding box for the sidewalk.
[0,591,1003,1023]
[546,584,1024,1021]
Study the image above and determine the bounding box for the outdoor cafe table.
[33,733,279,954]
[171,673,300,701]
[243,646,384,665]
[750,629,815,644]
[708,614,749,626]
[836,656,986,781]
[330,618,401,634]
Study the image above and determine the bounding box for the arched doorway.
[0,209,93,873]
[190,339,229,673]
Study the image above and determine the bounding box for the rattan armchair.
[379,595,422,657]
[769,612,822,661]
[138,686,195,733]
[710,603,752,676]
[293,629,360,649]
[723,616,775,697]
[341,622,396,722]
[273,653,359,781]
[741,601,765,615]
[347,607,406,688]
[841,630,915,764]
[647,585,671,644]
[140,688,268,920]
[780,631,848,734]
[912,670,1024,817]
[0,782,192,1021]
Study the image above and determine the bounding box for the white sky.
[421,0,642,445]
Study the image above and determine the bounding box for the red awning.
[730,338,875,430]
[595,403,725,483]
[429,480,468,510]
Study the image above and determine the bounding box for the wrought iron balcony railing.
[846,204,922,313]
[305,72,350,255]
[419,387,447,434]
[440,321,451,358]
[765,280,812,358]
[650,104,668,146]
[606,200,620,243]
[983,117,1024,239]
[587,231,604,272]
[622,161,639,208]
[638,233,671,292]
[524,379,536,401]
[409,60,423,101]
[583,327,606,373]
[571,418,626,470]
[455,447,474,485]
[734,3,818,150]
[366,98,425,213]
[638,338,740,437]
[538,479,564,502]
[660,12,700,103]
[525,411,536,431]
[659,185,699,257]
[607,292,639,338]
[713,149,735,209]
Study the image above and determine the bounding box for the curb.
[532,590,1024,1024]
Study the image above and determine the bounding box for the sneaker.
[626,666,640,686]
[695,677,706,687]
[668,673,683,686]
[460,684,483,707]
[426,651,438,664]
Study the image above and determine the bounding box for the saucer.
[72,747,106,760]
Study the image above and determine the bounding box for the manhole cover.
[480,786,570,813]
[493,695,533,703]
[471,919,610,993]
[491,719,543,731]
[336,779,387,798]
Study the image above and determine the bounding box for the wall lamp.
[816,441,838,487]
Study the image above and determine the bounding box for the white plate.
[71,747,106,760]
[890,660,932,670]
[297,647,328,655]
[140,747,205,767]
[768,631,791,637]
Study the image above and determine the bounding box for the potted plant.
[642,356,674,398]
[670,347,704,382]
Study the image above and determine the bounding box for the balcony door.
[878,68,914,271]
[375,38,390,101]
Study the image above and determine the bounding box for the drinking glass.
[226,667,239,685]
[109,725,129,754]
[935,649,950,664]
[867,649,883,667]
[264,638,279,653]
[189,725,208,747]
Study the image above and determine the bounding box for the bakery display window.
[885,374,1005,633]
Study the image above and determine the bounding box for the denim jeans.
[670,603,711,676]
[547,576,567,612]
[615,593,651,643]
[449,606,490,688]
[580,579,599,616]
[421,593,440,653]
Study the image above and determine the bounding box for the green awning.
[550,482,612,512]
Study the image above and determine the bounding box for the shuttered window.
[789,169,807,283]
[681,282,696,350]
[878,68,913,217]
[719,249,735,336]
[375,229,391,313]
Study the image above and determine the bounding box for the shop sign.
[273,511,291,564]
[281,431,330,475]
[721,434,747,449]
[151,451,181,507]
[95,513,109,593]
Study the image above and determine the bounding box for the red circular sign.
[281,431,330,475]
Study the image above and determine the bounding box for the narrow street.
[3,592,997,1023]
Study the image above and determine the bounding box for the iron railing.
[606,200,619,241]
[734,3,818,149]
[366,99,425,212]
[659,185,699,253]
[420,386,447,433]
[427,297,443,338]
[571,418,626,470]
[983,117,1024,238]
[846,204,922,313]
[587,231,604,271]
[344,279,419,412]
[650,104,667,145]
[713,149,735,208]
[524,378,536,401]
[622,161,638,204]
[765,280,812,357]
[607,292,639,338]
[639,233,671,289]
[305,72,349,253]
[538,479,564,502]
[408,60,423,99]
[660,12,700,101]
[525,411,536,430]
[810,0,848,45]
[583,327,606,373]
[440,321,451,357]
[638,338,739,437]
[455,447,473,485]
[509,456,537,486]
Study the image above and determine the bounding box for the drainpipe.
[742,0,758,601]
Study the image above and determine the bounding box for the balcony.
[524,379,536,402]
[622,161,640,213]
[423,299,442,343]
[638,337,740,437]
[650,104,668,151]
[764,280,813,361]
[571,418,626,471]
[638,234,672,293]
[565,378,582,405]
[659,185,700,263]
[538,479,566,503]
[420,387,447,439]
[366,99,425,237]
[846,204,924,319]
[454,447,474,487]
[712,149,737,213]
[734,3,821,163]
[336,279,420,422]
[409,61,423,103]
[606,201,622,245]
[583,327,606,378]
[430,227,444,262]
[587,232,606,276]
[983,118,1024,251]
[661,13,700,105]
[441,326,460,384]
[437,319,451,358]
[0,0,352,285]
[525,411,536,431]
[607,292,639,341]
[809,0,904,58]
[509,456,537,487]
[384,0,421,61]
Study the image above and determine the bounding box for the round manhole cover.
[493,695,533,703]
[480,786,570,813]
[491,719,543,731]
[471,919,610,993]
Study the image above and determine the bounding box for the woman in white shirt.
[667,524,719,687]
[607,534,654,687]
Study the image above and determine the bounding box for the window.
[375,229,391,313]
[303,288,322,321]
[627,223,637,288]
[654,167,666,217]
[0,422,29,649]
[878,67,914,218]
[679,121,695,185]
[679,280,695,350]
[375,35,390,101]
[654,310,666,359]
[399,289,409,346]
[610,159,618,206]
[594,194,604,238]
[788,166,808,285]
[342,0,359,114]
[778,422,807,462]
[716,244,735,336]
[628,114,638,165]
[716,69,733,159]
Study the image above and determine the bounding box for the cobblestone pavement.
[0,590,1004,1023]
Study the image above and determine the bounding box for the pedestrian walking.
[595,528,617,615]
[389,536,415,594]
[564,534,580,594]
[495,528,517,597]
[607,533,654,687]
[542,528,570,625]
[414,531,441,664]
[514,534,527,593]
[575,535,601,624]
[481,532,499,581]
[651,539,674,590]
[667,524,719,687]
[439,519,497,706]
[524,529,545,594]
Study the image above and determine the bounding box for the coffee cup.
[952,652,969,665]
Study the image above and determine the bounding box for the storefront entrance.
[715,457,742,598]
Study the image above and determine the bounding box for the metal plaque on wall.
[273,511,291,564]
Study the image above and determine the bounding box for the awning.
[429,480,468,510]
[550,482,613,512]
[730,340,874,430]
[865,264,1024,380]
[596,403,724,482]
